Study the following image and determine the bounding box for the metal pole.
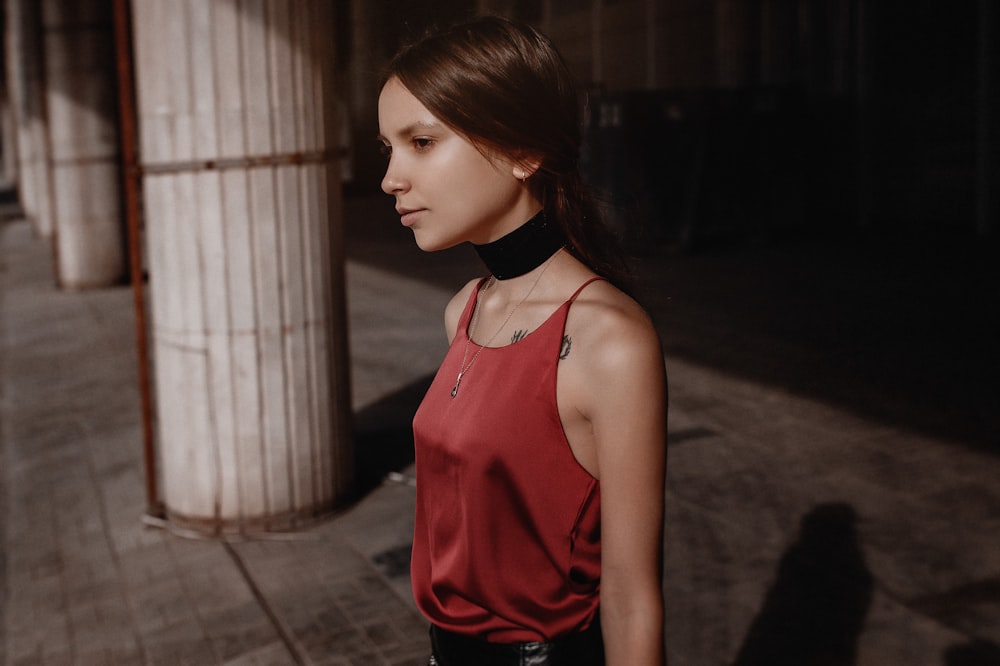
[112,0,162,519]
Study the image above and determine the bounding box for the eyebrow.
[377,120,444,143]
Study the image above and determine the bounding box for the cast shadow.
[944,639,1000,666]
[351,374,434,498]
[733,502,874,666]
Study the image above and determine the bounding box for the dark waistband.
[429,616,604,666]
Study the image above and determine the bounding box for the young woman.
[377,16,667,666]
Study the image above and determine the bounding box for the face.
[378,77,536,251]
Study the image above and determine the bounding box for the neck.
[473,210,566,280]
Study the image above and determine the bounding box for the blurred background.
[340,0,999,448]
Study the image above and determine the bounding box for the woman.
[377,16,667,666]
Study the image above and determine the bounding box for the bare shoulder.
[565,279,663,370]
[562,279,665,415]
[559,277,666,478]
[444,277,483,343]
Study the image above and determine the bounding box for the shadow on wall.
[733,503,874,666]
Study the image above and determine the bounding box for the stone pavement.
[0,212,431,665]
[2,192,1000,665]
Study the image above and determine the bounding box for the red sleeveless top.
[411,277,603,643]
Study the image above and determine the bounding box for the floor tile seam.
[217,539,306,665]
[683,403,910,456]
[781,471,1000,639]
[2,426,105,654]
[809,468,997,535]
[665,487,793,553]
[870,578,996,646]
[666,351,876,417]
[55,409,153,664]
[328,532,427,661]
[667,351,989,452]
[26,453,81,666]
[863,540,1000,596]
[126,534,243,659]
[0,363,7,666]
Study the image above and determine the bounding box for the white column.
[5,0,55,237]
[132,0,352,533]
[42,0,125,288]
[1,101,15,184]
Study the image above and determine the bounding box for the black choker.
[473,210,566,280]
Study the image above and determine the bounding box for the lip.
[396,207,425,227]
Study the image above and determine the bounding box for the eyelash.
[378,137,435,158]
[412,137,434,151]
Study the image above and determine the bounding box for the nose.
[381,157,408,195]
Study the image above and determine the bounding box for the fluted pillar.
[5,0,54,237]
[42,0,125,288]
[1,101,15,184]
[131,0,352,533]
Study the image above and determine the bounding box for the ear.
[512,157,542,181]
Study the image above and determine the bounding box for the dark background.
[341,0,999,449]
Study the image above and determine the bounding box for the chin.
[412,231,462,253]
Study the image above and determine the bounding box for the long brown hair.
[384,16,630,289]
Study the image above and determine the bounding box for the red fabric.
[411,278,604,643]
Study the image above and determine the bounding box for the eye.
[412,137,434,151]
[377,142,392,158]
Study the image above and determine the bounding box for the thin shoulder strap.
[567,276,607,304]
[456,277,491,329]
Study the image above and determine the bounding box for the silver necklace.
[451,252,558,398]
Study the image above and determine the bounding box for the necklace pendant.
[451,383,459,398]
[451,372,463,398]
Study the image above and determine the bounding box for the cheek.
[440,142,498,181]
[452,158,506,196]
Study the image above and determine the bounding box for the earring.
[513,167,527,182]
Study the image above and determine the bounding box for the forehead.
[378,78,440,135]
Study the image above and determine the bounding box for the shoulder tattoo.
[511,329,528,344]
[559,335,572,360]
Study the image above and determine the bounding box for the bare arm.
[580,307,667,665]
